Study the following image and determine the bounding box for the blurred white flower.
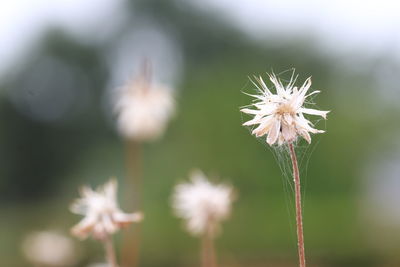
[241,72,329,145]
[172,170,234,237]
[86,263,109,267]
[70,178,143,240]
[22,231,77,266]
[114,73,175,142]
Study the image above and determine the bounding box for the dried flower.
[22,231,77,266]
[70,179,143,240]
[241,72,329,145]
[172,170,234,237]
[114,74,175,142]
[86,263,109,267]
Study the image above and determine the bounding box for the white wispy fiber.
[241,72,329,145]
[172,170,234,237]
[70,179,143,240]
[22,231,77,266]
[114,75,175,142]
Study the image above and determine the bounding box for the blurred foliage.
[0,0,400,266]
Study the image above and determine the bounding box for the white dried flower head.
[22,231,77,266]
[241,72,329,146]
[86,263,108,267]
[172,170,234,237]
[114,75,175,142]
[70,178,143,241]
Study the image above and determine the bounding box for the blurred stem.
[122,140,142,267]
[201,228,217,267]
[289,143,306,267]
[104,235,118,267]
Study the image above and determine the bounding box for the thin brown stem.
[288,143,306,267]
[201,228,217,267]
[104,235,118,267]
[121,140,143,267]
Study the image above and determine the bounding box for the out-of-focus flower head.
[172,170,234,237]
[22,231,77,266]
[70,178,143,241]
[114,61,175,142]
[241,71,329,146]
[86,263,109,267]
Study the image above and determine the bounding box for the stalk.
[288,143,306,267]
[121,140,143,267]
[121,60,150,266]
[104,235,118,267]
[201,230,217,267]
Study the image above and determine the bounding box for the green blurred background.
[1,0,400,266]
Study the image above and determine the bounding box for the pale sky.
[1,0,400,80]
[0,0,125,79]
[184,0,400,57]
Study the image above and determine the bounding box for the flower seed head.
[70,178,143,241]
[172,170,234,237]
[114,73,175,142]
[22,231,77,266]
[241,72,329,146]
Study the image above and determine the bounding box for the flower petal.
[305,90,320,98]
[71,215,97,240]
[102,215,117,234]
[286,71,298,91]
[297,129,311,143]
[243,91,265,100]
[103,178,117,201]
[240,108,260,115]
[277,134,285,146]
[295,116,325,134]
[283,113,294,125]
[281,123,297,142]
[253,76,272,95]
[114,212,143,227]
[299,108,329,119]
[252,116,275,137]
[243,115,263,126]
[266,118,281,145]
[298,77,312,97]
[268,73,285,96]
[291,77,311,107]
